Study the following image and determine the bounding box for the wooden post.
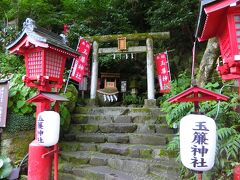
[197,172,202,180]
[90,41,99,100]
[146,38,155,100]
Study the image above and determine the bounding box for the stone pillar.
[146,38,155,100]
[90,41,99,100]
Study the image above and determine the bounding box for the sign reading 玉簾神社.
[180,114,216,171]
[155,52,171,93]
[0,80,9,127]
[70,38,91,83]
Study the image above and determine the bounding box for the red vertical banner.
[70,38,91,82]
[155,52,171,93]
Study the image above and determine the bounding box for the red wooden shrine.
[6,18,80,92]
[196,0,240,80]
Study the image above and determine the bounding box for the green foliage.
[0,52,24,78]
[60,84,78,112]
[5,113,35,133]
[0,25,19,51]
[0,156,12,179]
[160,72,192,126]
[59,104,71,133]
[8,74,36,115]
[122,94,144,106]
[59,84,78,132]
[163,73,240,179]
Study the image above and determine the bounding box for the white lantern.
[37,111,60,147]
[180,114,216,171]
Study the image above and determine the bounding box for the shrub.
[0,156,12,179]
[5,113,35,133]
[8,74,36,115]
[122,94,144,106]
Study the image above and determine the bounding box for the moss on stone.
[72,115,88,124]
[59,142,80,152]
[149,125,155,131]
[159,149,177,158]
[76,107,90,114]
[131,108,151,113]
[128,148,140,158]
[82,124,99,133]
[156,115,166,124]
[68,156,89,165]
[85,32,170,43]
[2,130,34,164]
[139,149,152,159]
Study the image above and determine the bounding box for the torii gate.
[85,32,170,106]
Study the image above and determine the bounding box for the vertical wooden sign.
[0,80,9,127]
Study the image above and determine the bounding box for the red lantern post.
[168,85,229,179]
[6,18,80,180]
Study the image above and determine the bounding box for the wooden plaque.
[118,37,127,51]
[0,81,9,127]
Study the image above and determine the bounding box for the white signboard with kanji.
[180,114,216,171]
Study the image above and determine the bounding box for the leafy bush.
[163,74,240,179]
[5,113,35,133]
[59,84,78,132]
[122,94,144,106]
[0,156,12,179]
[0,52,25,78]
[60,84,79,112]
[8,74,36,115]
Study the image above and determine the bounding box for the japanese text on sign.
[191,121,209,168]
[0,81,9,127]
[37,116,44,144]
[155,52,171,93]
[70,38,91,82]
[180,114,216,172]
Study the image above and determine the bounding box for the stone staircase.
[58,106,180,180]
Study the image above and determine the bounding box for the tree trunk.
[197,38,219,87]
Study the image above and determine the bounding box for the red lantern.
[196,0,240,80]
[6,18,80,92]
[6,18,80,180]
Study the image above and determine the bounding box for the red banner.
[70,38,91,82]
[155,52,171,93]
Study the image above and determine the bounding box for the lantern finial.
[23,18,36,32]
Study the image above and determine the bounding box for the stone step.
[74,107,130,115]
[69,123,138,133]
[59,161,176,180]
[68,123,174,134]
[58,172,87,180]
[72,114,114,124]
[74,107,162,117]
[59,142,176,159]
[72,165,165,180]
[64,133,170,145]
[72,114,166,125]
[60,151,178,176]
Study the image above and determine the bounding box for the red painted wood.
[168,86,229,103]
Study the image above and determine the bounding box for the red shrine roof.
[168,86,229,103]
[6,18,81,57]
[196,0,240,42]
[27,92,69,103]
